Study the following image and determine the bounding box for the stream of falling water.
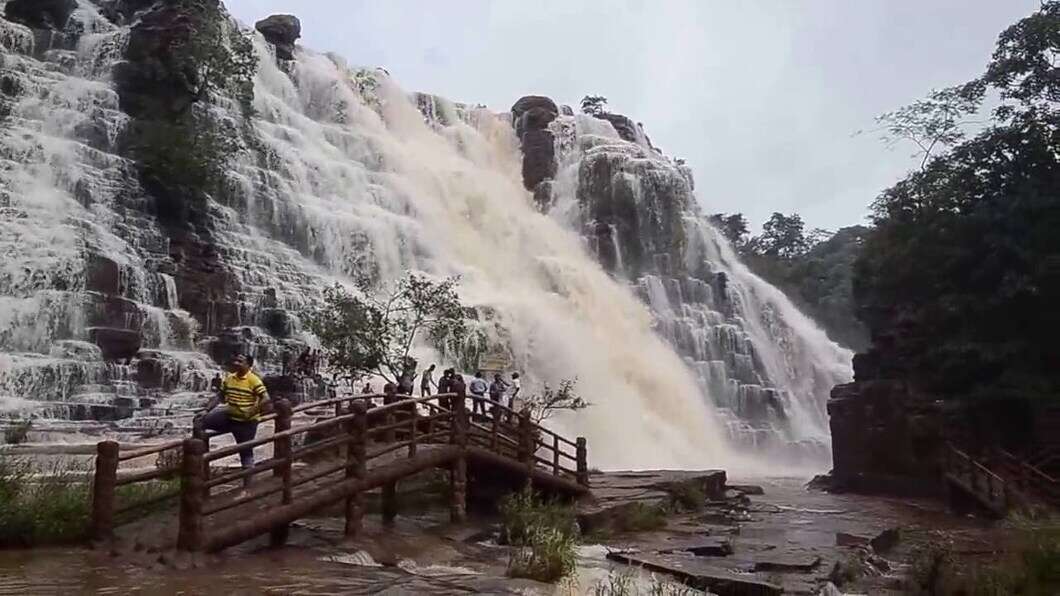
[233,43,733,469]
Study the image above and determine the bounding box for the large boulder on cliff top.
[4,0,77,30]
[255,14,301,60]
[510,95,558,122]
[510,96,559,190]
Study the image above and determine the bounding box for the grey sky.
[225,1,1038,232]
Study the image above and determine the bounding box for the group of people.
[199,354,528,492]
[284,347,322,377]
[353,364,523,420]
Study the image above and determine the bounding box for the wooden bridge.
[89,392,589,552]
[943,443,1059,517]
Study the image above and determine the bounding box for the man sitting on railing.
[198,353,270,488]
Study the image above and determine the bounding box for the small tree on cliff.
[580,95,608,116]
[307,273,469,386]
[521,378,589,423]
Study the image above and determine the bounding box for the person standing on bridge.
[506,372,521,422]
[469,371,488,419]
[489,373,509,420]
[199,353,269,488]
[436,369,453,409]
[420,364,437,397]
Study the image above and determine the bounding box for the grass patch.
[501,488,578,583]
[0,456,179,547]
[907,529,1060,595]
[507,525,577,583]
[499,487,577,545]
[0,458,90,546]
[4,420,31,445]
[667,482,705,513]
[618,502,668,532]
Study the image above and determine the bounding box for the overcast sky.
[226,1,1038,232]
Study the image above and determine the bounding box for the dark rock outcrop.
[4,0,77,30]
[113,2,215,118]
[520,128,556,191]
[85,255,123,295]
[255,14,301,61]
[827,380,946,496]
[510,96,559,193]
[594,112,640,143]
[88,327,142,362]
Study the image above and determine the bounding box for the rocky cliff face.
[0,1,850,467]
[509,96,852,462]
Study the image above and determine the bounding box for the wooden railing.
[992,449,1060,509]
[90,391,589,549]
[943,444,1010,516]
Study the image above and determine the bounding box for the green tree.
[868,85,982,169]
[708,213,750,248]
[306,273,470,385]
[748,212,811,259]
[580,95,608,116]
[854,0,1060,399]
[521,378,589,423]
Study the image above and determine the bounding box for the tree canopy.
[306,273,470,385]
[854,0,1060,399]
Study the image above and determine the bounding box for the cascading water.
[0,1,850,469]
[547,112,853,466]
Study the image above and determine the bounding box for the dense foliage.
[854,1,1060,399]
[580,94,608,115]
[306,273,470,385]
[709,212,870,350]
[122,0,258,222]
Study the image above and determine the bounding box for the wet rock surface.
[0,474,1037,595]
[4,0,77,30]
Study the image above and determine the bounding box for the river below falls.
[0,476,1009,595]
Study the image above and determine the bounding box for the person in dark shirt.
[488,373,509,420]
[420,364,436,396]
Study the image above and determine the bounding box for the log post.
[385,410,396,444]
[382,481,398,526]
[449,391,467,523]
[491,404,500,450]
[345,401,367,537]
[269,399,293,547]
[576,437,589,486]
[192,415,208,451]
[177,438,207,552]
[408,404,418,458]
[90,440,119,540]
[518,411,534,488]
[552,435,560,476]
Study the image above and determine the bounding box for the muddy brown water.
[0,476,1011,595]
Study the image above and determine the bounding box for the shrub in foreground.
[500,488,578,583]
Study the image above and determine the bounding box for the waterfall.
[549,112,852,467]
[0,3,851,469]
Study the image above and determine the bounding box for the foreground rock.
[578,469,726,534]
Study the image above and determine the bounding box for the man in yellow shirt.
[200,354,269,485]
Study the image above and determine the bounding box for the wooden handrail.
[100,390,589,552]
